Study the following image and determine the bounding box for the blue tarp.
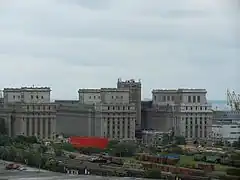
[157,154,180,159]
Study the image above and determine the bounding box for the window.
[26,118,29,136]
[193,96,196,103]
[167,96,170,101]
[31,95,33,99]
[163,96,166,101]
[36,95,39,99]
[48,118,51,137]
[89,96,91,99]
[32,118,35,136]
[197,96,200,103]
[13,95,15,99]
[41,96,44,99]
[154,95,156,101]
[188,96,191,103]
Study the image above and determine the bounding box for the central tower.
[117,78,141,130]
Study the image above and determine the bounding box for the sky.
[0,0,239,100]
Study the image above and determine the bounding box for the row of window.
[107,106,132,110]
[12,95,45,100]
[183,106,208,111]
[184,117,209,120]
[230,132,240,134]
[154,95,202,103]
[185,125,207,129]
[25,113,54,116]
[185,130,207,138]
[27,105,55,110]
[88,95,124,99]
[104,113,135,116]
[188,96,201,103]
[184,113,211,116]
[186,120,207,125]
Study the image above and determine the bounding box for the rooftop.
[3,87,51,92]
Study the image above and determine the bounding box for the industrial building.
[211,110,240,144]
[0,87,57,140]
[78,88,136,140]
[146,88,213,143]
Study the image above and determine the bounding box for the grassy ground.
[120,155,235,172]
[179,155,231,171]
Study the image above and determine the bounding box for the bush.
[226,168,240,176]
[69,154,76,159]
[62,143,75,152]
[144,169,162,179]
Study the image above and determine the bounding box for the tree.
[107,140,119,150]
[175,136,186,145]
[111,142,137,157]
[62,143,75,152]
[144,169,162,179]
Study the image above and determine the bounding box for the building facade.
[55,100,97,137]
[152,89,212,143]
[2,87,56,140]
[211,110,240,144]
[78,88,136,140]
[117,79,141,130]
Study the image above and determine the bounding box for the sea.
[208,100,231,110]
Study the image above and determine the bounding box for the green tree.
[175,136,186,145]
[111,142,137,157]
[62,143,75,152]
[144,169,162,179]
[0,135,12,146]
[107,140,119,150]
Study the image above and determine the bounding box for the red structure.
[69,136,109,149]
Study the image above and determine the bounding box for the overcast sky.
[0,0,239,100]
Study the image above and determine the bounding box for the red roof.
[69,136,108,149]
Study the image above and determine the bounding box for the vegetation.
[144,169,162,179]
[0,135,69,172]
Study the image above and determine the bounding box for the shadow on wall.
[0,118,7,135]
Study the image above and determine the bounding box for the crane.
[227,89,240,111]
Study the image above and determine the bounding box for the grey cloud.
[0,0,239,99]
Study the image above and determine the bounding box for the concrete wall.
[55,102,96,137]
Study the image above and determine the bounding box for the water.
[208,100,230,110]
